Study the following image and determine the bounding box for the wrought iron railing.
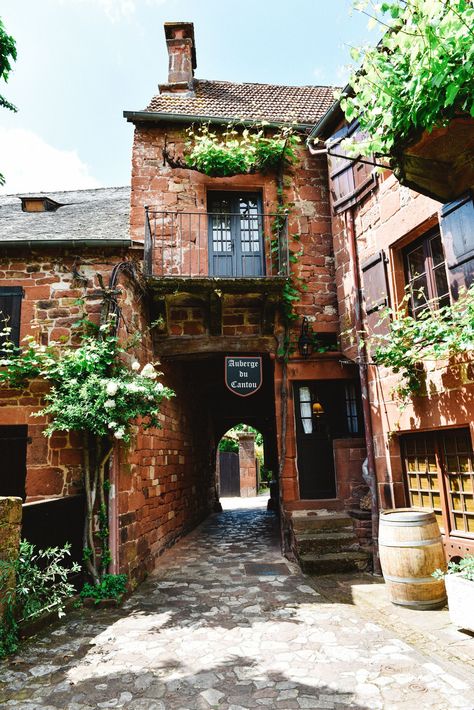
[144,208,289,278]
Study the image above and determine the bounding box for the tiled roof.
[145,80,337,126]
[0,187,131,244]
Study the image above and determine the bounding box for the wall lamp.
[297,317,313,358]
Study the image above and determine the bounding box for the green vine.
[373,285,474,405]
[340,0,474,159]
[182,123,301,177]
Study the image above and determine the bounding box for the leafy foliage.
[0,322,174,443]
[184,124,300,177]
[218,437,239,454]
[0,17,17,185]
[373,286,474,404]
[0,541,79,658]
[433,555,474,581]
[341,1,474,158]
[80,574,127,603]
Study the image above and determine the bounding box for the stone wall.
[330,167,474,512]
[130,125,339,338]
[0,497,22,622]
[0,246,217,583]
[238,433,256,497]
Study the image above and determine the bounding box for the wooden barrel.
[379,508,447,610]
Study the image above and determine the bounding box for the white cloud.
[0,128,101,195]
[59,0,167,22]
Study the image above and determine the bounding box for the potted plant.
[433,556,474,632]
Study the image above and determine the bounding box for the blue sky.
[0,0,373,194]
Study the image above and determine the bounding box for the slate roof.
[143,80,337,126]
[0,186,131,244]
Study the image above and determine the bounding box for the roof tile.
[145,80,337,126]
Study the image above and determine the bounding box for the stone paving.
[1,497,474,709]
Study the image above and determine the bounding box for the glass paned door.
[208,192,264,277]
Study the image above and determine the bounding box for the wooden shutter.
[327,121,376,213]
[439,193,474,300]
[361,250,390,336]
[0,425,28,500]
[0,286,23,347]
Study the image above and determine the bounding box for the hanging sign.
[225,356,263,397]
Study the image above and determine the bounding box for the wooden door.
[208,192,264,277]
[294,384,337,499]
[219,451,240,496]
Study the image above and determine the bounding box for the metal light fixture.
[297,317,313,358]
[312,400,325,417]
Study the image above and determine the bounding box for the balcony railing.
[144,208,289,279]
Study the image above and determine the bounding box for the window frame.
[402,228,450,317]
[0,286,24,350]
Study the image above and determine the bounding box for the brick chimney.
[160,22,196,95]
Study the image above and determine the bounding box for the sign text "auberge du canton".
[224,356,263,397]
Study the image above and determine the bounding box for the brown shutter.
[361,250,390,336]
[327,121,376,214]
[0,286,23,348]
[439,193,474,300]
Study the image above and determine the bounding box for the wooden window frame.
[402,229,450,317]
[0,286,24,350]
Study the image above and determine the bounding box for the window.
[0,425,28,500]
[0,286,23,350]
[344,383,360,435]
[402,429,474,550]
[403,231,450,317]
[207,192,264,277]
[298,386,313,434]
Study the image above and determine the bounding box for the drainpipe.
[345,208,382,576]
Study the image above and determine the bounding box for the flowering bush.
[0,324,174,443]
[0,320,174,584]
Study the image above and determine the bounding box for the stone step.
[300,551,371,575]
[290,511,354,533]
[294,530,359,556]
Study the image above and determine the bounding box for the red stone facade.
[330,158,474,558]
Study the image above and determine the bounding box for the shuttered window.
[439,193,474,300]
[361,250,390,335]
[0,286,23,349]
[327,121,376,213]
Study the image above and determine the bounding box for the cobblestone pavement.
[1,498,474,709]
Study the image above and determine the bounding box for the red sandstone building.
[1,21,472,580]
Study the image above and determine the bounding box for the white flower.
[104,399,116,409]
[156,382,164,392]
[106,381,118,396]
[108,421,118,429]
[140,363,157,379]
[131,360,140,371]
[114,428,125,440]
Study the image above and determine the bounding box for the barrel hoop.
[380,537,442,548]
[392,597,447,609]
[380,519,436,527]
[383,574,439,584]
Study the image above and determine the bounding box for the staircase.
[288,509,371,574]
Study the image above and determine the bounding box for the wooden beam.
[156,335,277,358]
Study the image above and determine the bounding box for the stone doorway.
[217,424,270,499]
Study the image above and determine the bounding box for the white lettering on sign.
[231,381,257,388]
[227,359,259,368]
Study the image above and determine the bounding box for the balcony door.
[208,192,264,277]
